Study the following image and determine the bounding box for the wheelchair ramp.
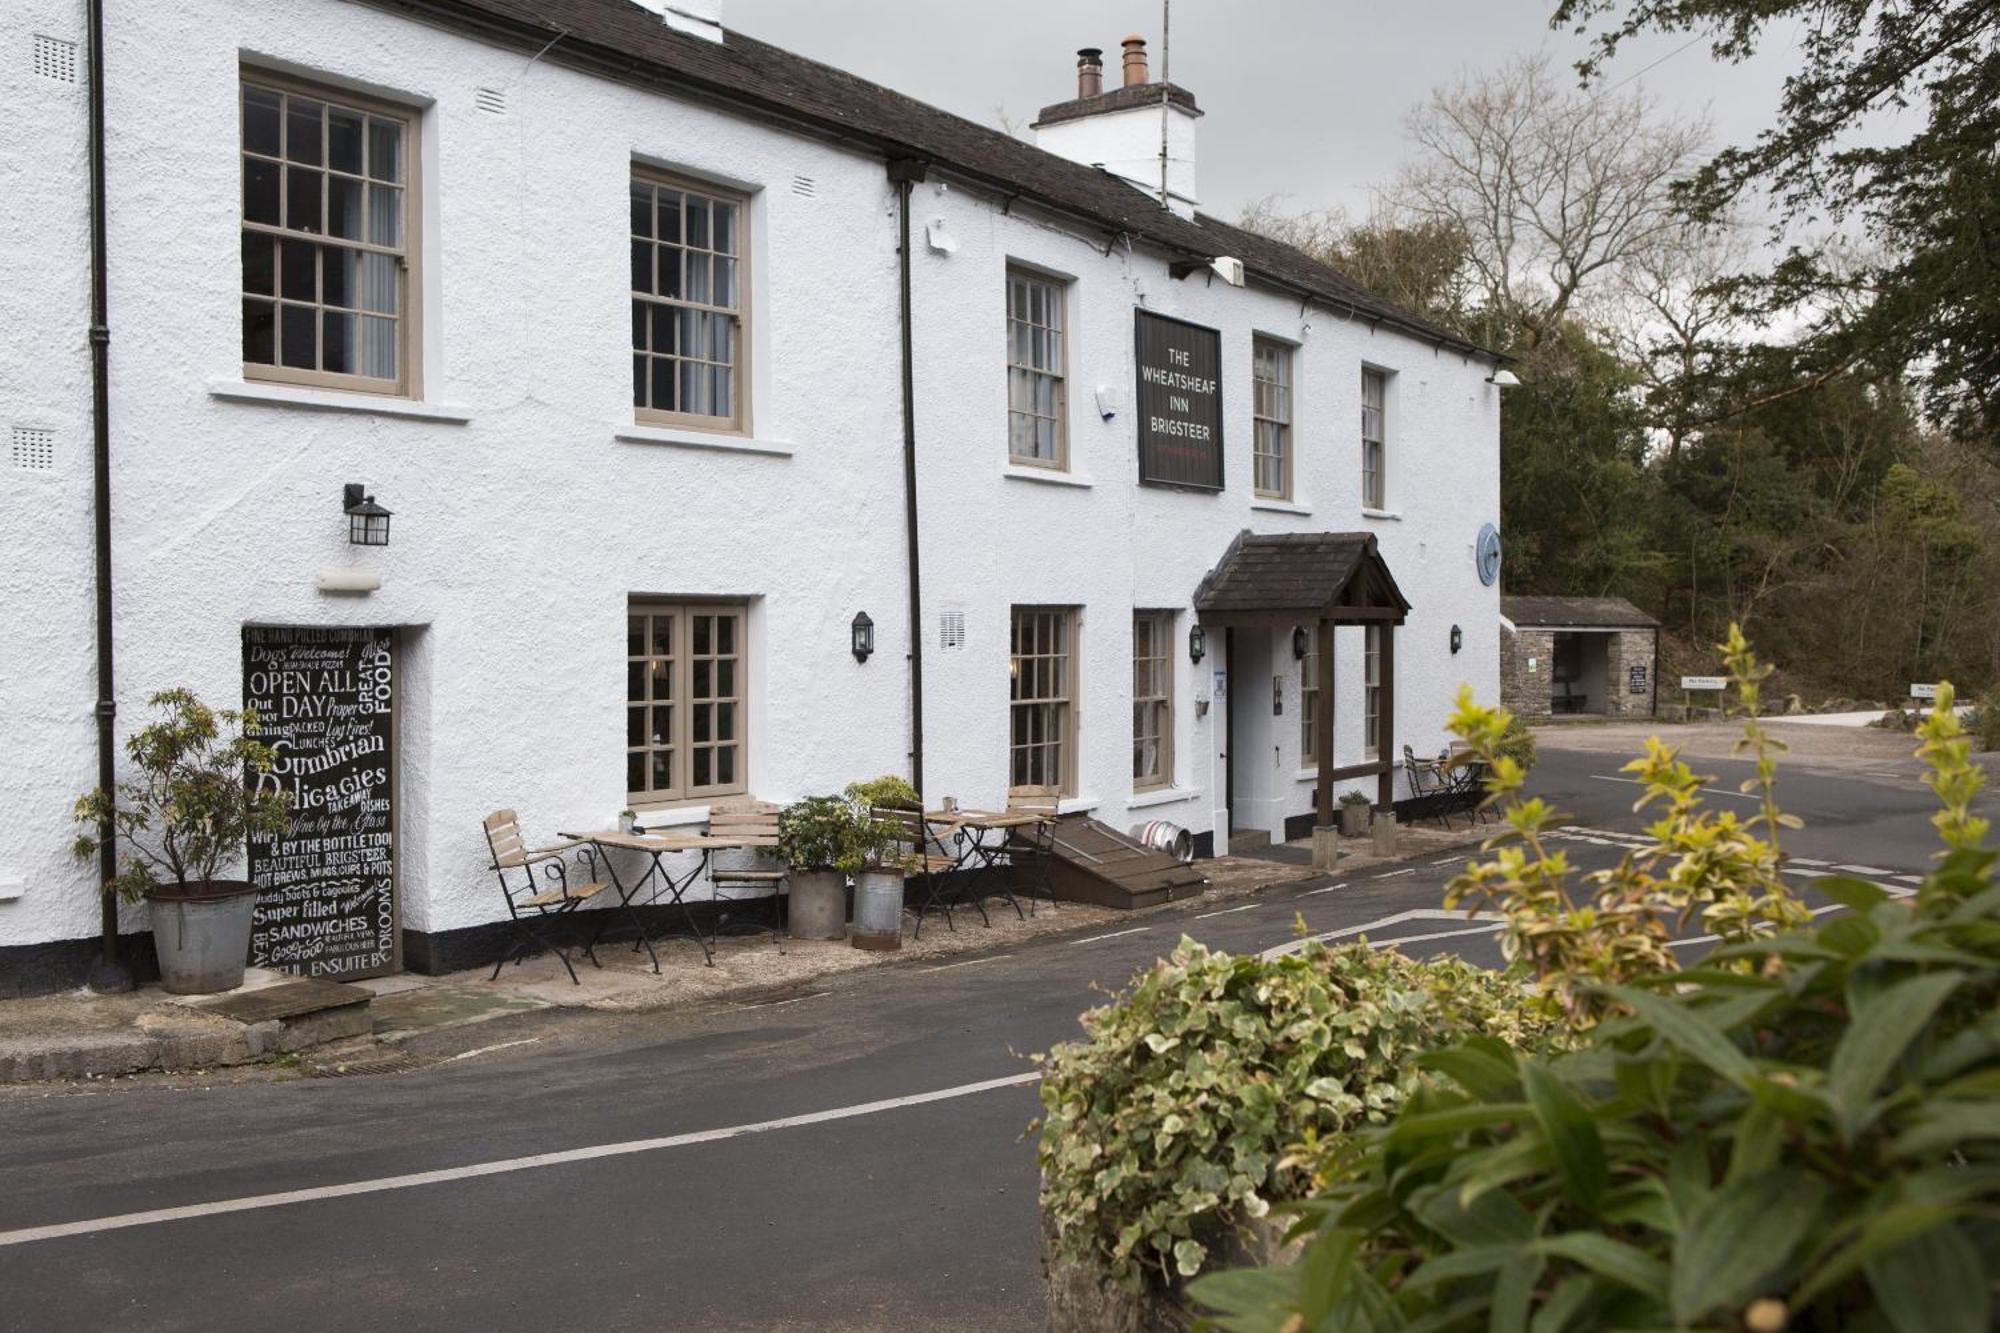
[1045,815,1208,909]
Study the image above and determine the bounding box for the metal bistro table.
[559,829,744,969]
[920,809,1055,929]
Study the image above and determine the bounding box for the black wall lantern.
[851,611,875,662]
[1292,625,1310,660]
[343,483,391,547]
[1188,623,1207,664]
[1450,623,1464,655]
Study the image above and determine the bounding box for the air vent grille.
[11,427,56,472]
[33,34,79,84]
[473,86,507,116]
[790,174,816,198]
[939,609,965,651]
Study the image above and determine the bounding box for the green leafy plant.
[72,688,292,901]
[1443,625,1808,1028]
[843,775,921,871]
[1192,686,2000,1332]
[1493,714,1536,771]
[775,794,863,873]
[844,774,920,811]
[1035,936,1559,1292]
[1964,690,2000,753]
[1339,790,1371,807]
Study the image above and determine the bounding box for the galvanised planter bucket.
[145,880,258,994]
[851,868,904,950]
[787,869,847,941]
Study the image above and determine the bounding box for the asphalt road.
[0,736,1978,1331]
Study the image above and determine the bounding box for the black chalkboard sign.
[1135,309,1225,491]
[243,627,398,980]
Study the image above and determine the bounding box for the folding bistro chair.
[1003,786,1061,914]
[483,810,610,984]
[706,800,787,943]
[879,806,966,939]
[1402,745,1456,829]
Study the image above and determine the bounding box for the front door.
[242,626,400,980]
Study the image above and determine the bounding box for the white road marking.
[725,992,828,1013]
[1262,909,1502,959]
[1372,868,1416,880]
[1789,857,1833,867]
[920,954,1014,973]
[1430,856,1471,868]
[0,1069,1046,1250]
[1590,775,1760,802]
[1835,864,1893,876]
[1299,882,1350,897]
[1072,926,1150,945]
[446,1038,542,1063]
[1192,903,1260,920]
[1893,874,1924,884]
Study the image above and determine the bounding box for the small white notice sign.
[1680,675,1727,692]
[1911,683,1939,700]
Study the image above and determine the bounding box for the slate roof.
[1193,531,1410,618]
[1502,596,1659,629]
[1033,82,1201,127]
[389,0,1488,357]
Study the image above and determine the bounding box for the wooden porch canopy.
[1192,530,1411,820]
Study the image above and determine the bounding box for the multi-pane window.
[1252,339,1293,498]
[627,602,747,804]
[1132,612,1173,790]
[632,174,746,429]
[1006,268,1067,466]
[240,75,412,393]
[1361,368,1387,508]
[1364,624,1383,758]
[1011,607,1077,794]
[1300,631,1321,766]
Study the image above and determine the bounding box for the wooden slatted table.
[558,829,756,968]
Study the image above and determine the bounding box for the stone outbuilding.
[1500,596,1659,719]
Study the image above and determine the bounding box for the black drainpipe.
[85,0,131,993]
[888,156,928,796]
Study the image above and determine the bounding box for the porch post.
[1311,616,1338,870]
[1376,620,1398,812]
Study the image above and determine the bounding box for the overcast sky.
[726,0,1805,222]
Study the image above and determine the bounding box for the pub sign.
[1134,309,1224,491]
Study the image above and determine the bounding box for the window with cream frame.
[1252,337,1294,499]
[631,169,749,432]
[1011,606,1079,795]
[1364,624,1383,758]
[1006,266,1068,467]
[1300,632,1321,766]
[239,71,417,396]
[1361,367,1388,508]
[627,601,749,806]
[1131,611,1174,791]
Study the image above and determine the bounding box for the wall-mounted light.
[1485,369,1521,388]
[1450,624,1464,654]
[343,483,391,546]
[1188,623,1207,664]
[1292,625,1309,660]
[851,611,875,663]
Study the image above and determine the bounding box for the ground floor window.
[627,601,747,804]
[1011,606,1077,795]
[1300,630,1321,765]
[1132,611,1173,790]
[1364,624,1383,758]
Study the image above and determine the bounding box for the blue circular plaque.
[1476,524,1502,586]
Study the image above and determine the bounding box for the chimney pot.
[1121,34,1148,88]
[1076,47,1103,99]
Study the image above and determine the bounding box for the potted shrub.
[776,794,860,940]
[1337,788,1370,837]
[845,775,921,951]
[72,689,291,995]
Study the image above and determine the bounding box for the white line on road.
[1589,775,1760,801]
[1262,909,1503,959]
[1372,868,1416,880]
[0,1070,1047,1250]
[920,954,1014,972]
[1298,882,1350,897]
[446,1038,542,1063]
[1789,857,1832,867]
[1834,864,1894,876]
[725,992,828,1013]
[1072,926,1151,945]
[1192,903,1260,920]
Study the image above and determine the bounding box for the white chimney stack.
[1031,35,1201,219]
[629,0,725,43]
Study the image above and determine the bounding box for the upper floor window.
[632,173,747,431]
[1006,267,1068,467]
[1132,611,1174,791]
[1361,368,1387,508]
[1252,339,1293,499]
[627,601,749,805]
[240,74,414,395]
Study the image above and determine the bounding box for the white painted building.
[0,0,1502,993]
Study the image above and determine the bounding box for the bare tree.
[1610,220,1751,461]
[1393,52,1709,344]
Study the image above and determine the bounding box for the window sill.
[1057,795,1100,816]
[1003,465,1092,489]
[1128,786,1198,810]
[616,425,794,457]
[1251,497,1313,516]
[1360,507,1401,521]
[208,379,473,423]
[630,804,711,831]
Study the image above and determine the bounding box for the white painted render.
[0,0,1498,965]
[1033,100,1200,219]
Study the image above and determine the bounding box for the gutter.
[85,0,132,992]
[889,157,928,796]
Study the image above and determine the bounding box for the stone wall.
[1500,627,1556,717]
[1601,629,1658,718]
